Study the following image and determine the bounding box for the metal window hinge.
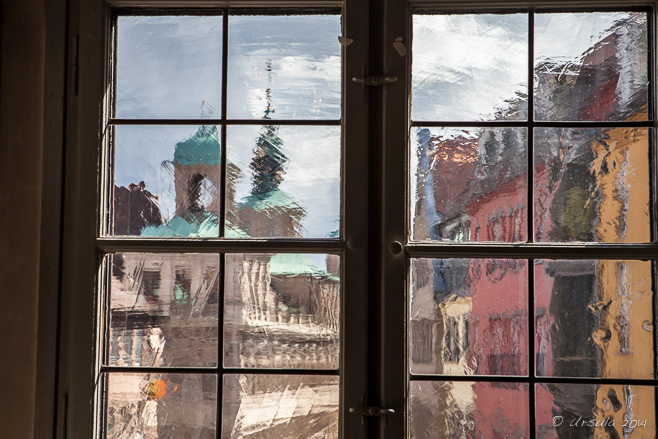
[349,406,395,417]
[352,76,398,87]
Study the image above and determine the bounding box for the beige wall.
[0,1,45,437]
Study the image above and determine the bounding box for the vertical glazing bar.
[220,10,229,239]
[528,257,536,438]
[217,252,225,439]
[527,10,535,244]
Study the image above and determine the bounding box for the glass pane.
[224,253,340,369]
[411,127,528,242]
[107,253,219,367]
[409,381,529,438]
[227,15,341,120]
[110,125,221,238]
[535,260,655,379]
[106,373,217,439]
[410,259,528,376]
[534,127,651,243]
[226,125,340,238]
[536,383,656,438]
[535,12,649,121]
[116,16,222,119]
[222,374,339,438]
[412,14,528,121]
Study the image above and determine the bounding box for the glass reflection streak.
[108,253,219,368]
[409,381,529,439]
[411,127,528,243]
[536,383,656,439]
[224,253,340,369]
[534,127,651,243]
[410,259,528,376]
[534,260,654,379]
[222,374,339,439]
[106,373,217,439]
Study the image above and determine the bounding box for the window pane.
[536,383,656,438]
[116,16,222,119]
[224,253,340,369]
[410,259,528,376]
[534,127,651,243]
[535,259,654,379]
[110,125,221,238]
[409,381,529,438]
[107,253,219,368]
[222,374,339,438]
[411,127,528,242]
[106,373,217,439]
[535,12,648,122]
[412,14,528,121]
[226,125,340,238]
[227,15,341,120]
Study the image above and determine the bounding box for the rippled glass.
[534,127,650,243]
[535,12,648,121]
[535,383,656,438]
[227,15,341,120]
[110,125,221,238]
[107,253,219,367]
[116,16,222,119]
[411,127,527,242]
[222,374,339,438]
[224,253,340,369]
[226,125,340,238]
[412,14,528,121]
[409,381,529,439]
[410,259,528,375]
[106,373,217,439]
[534,260,654,379]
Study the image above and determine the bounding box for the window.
[43,1,658,438]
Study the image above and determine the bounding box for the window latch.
[349,406,395,417]
[352,76,398,86]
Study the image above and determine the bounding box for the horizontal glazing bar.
[410,375,658,386]
[109,118,341,126]
[406,243,658,259]
[411,120,654,127]
[411,1,655,9]
[101,366,340,375]
[108,1,342,9]
[96,238,345,253]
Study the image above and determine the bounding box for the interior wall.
[0,1,46,437]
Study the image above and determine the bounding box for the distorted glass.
[106,373,217,439]
[534,12,649,121]
[535,259,654,379]
[534,127,651,243]
[409,381,529,439]
[222,374,339,438]
[411,127,528,242]
[110,125,221,238]
[107,253,219,368]
[410,259,528,376]
[227,15,341,120]
[226,125,340,238]
[224,253,340,369]
[115,16,222,119]
[412,14,528,121]
[535,383,656,438]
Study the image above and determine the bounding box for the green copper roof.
[268,253,338,281]
[238,187,303,213]
[173,125,221,166]
[140,212,219,238]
